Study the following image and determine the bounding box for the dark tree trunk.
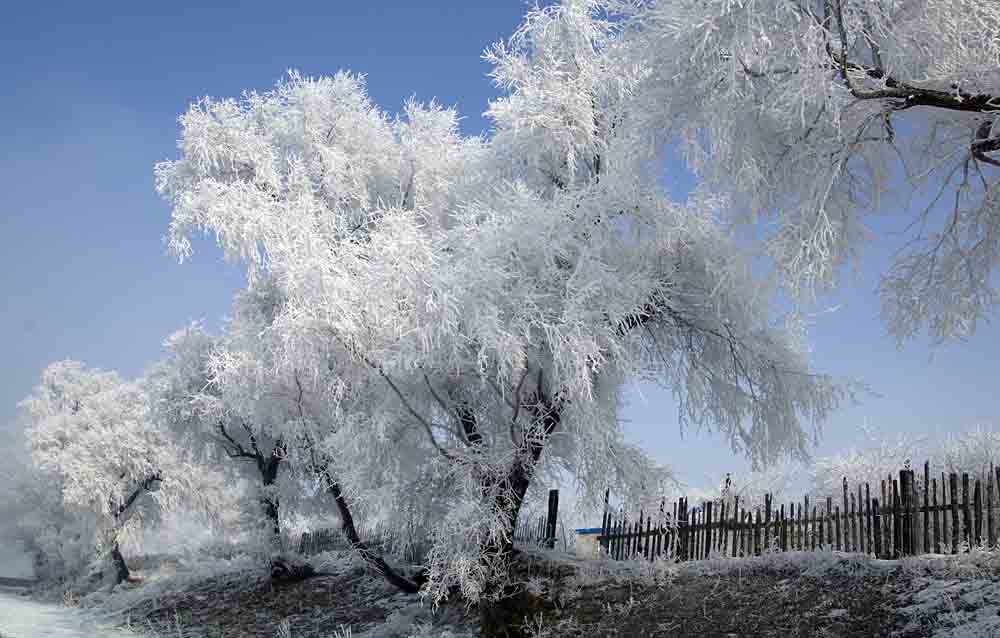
[321,468,423,594]
[258,445,283,539]
[478,386,562,638]
[106,471,161,587]
[109,542,130,585]
[478,459,541,638]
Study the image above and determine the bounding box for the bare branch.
[216,421,257,460]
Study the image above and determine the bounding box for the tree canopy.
[612,0,1000,344]
[154,1,849,605]
[11,2,993,630]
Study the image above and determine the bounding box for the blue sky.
[1,0,998,498]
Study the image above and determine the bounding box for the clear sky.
[2,1,998,503]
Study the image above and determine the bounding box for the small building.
[573,527,604,558]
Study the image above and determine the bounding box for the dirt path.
[0,591,138,638]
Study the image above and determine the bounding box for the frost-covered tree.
[0,423,92,582]
[613,0,1000,344]
[811,421,930,499]
[811,422,1000,500]
[149,287,399,570]
[150,304,298,543]
[17,361,176,584]
[155,3,853,631]
[938,426,1000,478]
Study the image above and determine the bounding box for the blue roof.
[574,527,603,535]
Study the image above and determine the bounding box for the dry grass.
[70,548,1000,638]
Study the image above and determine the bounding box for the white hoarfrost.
[612,0,1000,344]
[155,1,850,606]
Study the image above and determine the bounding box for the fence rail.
[599,463,1000,562]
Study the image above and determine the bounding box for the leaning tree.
[612,0,1000,344]
[155,3,855,634]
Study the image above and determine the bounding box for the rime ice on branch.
[155,0,853,611]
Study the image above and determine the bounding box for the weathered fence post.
[911,470,919,555]
[950,473,960,554]
[988,467,995,548]
[892,477,901,558]
[705,501,713,559]
[801,501,807,551]
[856,485,864,554]
[811,504,818,551]
[872,498,882,558]
[835,505,842,551]
[731,496,739,558]
[996,466,1000,545]
[932,477,941,553]
[545,489,559,550]
[865,483,873,555]
[963,473,972,550]
[974,478,983,547]
[850,491,858,553]
[671,500,678,560]
[753,507,761,556]
[600,489,610,555]
[882,476,890,555]
[635,510,644,558]
[764,494,772,552]
[923,463,930,554]
[678,497,687,562]
[655,498,665,559]
[826,496,833,549]
[842,477,849,551]
[899,470,913,556]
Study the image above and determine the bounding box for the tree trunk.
[107,472,161,587]
[321,469,423,594]
[259,450,283,540]
[109,542,130,586]
[478,459,538,638]
[478,388,562,638]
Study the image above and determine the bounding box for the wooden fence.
[298,521,427,562]
[298,489,562,558]
[514,489,562,549]
[599,463,1000,562]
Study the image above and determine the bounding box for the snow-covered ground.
[8,547,1000,637]
[0,590,138,638]
[0,544,34,579]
